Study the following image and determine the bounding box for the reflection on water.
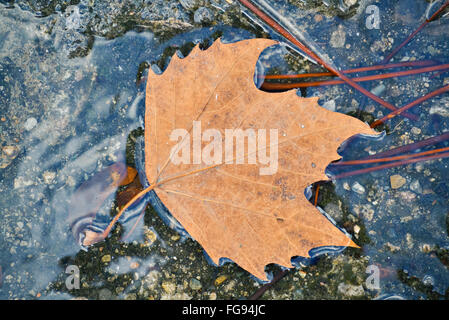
[0,0,449,299]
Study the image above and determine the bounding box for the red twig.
[333,151,449,179]
[248,269,290,300]
[261,60,437,80]
[364,132,449,159]
[238,0,418,120]
[371,84,449,127]
[261,63,449,90]
[334,146,449,166]
[330,132,449,178]
[382,0,449,63]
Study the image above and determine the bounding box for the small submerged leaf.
[68,163,137,245]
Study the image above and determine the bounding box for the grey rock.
[324,202,343,222]
[24,117,37,131]
[179,0,196,10]
[98,288,113,300]
[351,182,365,194]
[338,283,365,297]
[344,0,358,7]
[410,180,422,194]
[194,7,213,24]
[330,25,346,48]
[370,84,386,96]
[429,105,449,117]
[189,278,202,290]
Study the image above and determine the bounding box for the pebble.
[179,0,195,10]
[1,145,19,168]
[398,191,416,203]
[322,100,336,112]
[385,242,401,252]
[194,7,213,24]
[406,233,413,249]
[429,103,449,117]
[353,204,374,221]
[421,244,432,253]
[344,0,358,6]
[351,182,365,194]
[189,278,202,291]
[314,14,323,23]
[337,283,365,297]
[125,293,137,300]
[14,176,34,189]
[411,127,421,135]
[24,117,37,131]
[324,202,343,221]
[390,174,406,189]
[144,227,157,245]
[298,270,307,278]
[162,281,177,295]
[370,84,386,96]
[422,275,435,287]
[215,275,228,286]
[410,180,422,194]
[98,288,112,300]
[2,145,19,158]
[330,25,346,48]
[42,171,56,184]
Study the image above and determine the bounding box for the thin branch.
[333,151,449,179]
[363,132,449,160]
[371,84,449,127]
[261,63,449,90]
[248,269,290,300]
[382,0,449,63]
[334,146,449,166]
[238,0,418,120]
[261,60,437,80]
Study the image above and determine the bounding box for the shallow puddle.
[1,0,448,299]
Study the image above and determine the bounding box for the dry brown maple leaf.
[83,38,377,279]
[142,38,377,280]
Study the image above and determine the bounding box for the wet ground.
[1,0,449,300]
